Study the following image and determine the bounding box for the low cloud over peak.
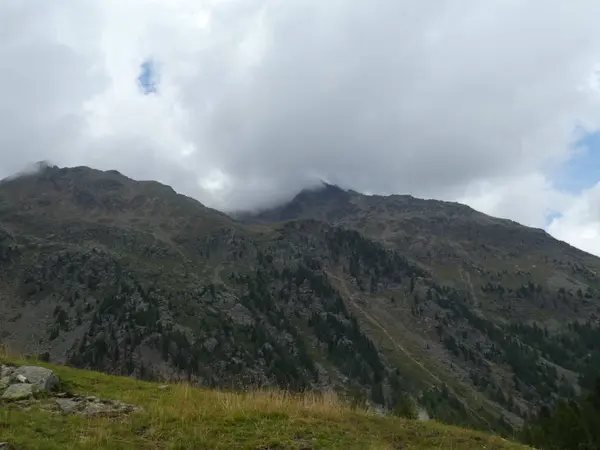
[1,1,600,255]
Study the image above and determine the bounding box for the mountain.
[2,166,600,437]
[249,183,600,415]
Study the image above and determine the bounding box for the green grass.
[0,356,531,449]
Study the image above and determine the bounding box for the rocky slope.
[1,166,600,435]
[248,183,600,420]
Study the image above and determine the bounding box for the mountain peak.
[294,181,349,201]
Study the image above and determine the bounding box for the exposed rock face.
[228,303,254,327]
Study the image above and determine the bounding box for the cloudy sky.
[1,1,600,256]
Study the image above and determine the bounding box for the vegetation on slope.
[248,183,600,425]
[0,355,529,449]
[4,166,600,439]
[521,377,600,449]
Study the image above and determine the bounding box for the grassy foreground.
[0,357,530,449]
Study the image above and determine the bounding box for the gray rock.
[12,366,59,391]
[2,383,37,401]
[0,365,14,378]
[15,374,28,383]
[0,377,10,391]
[55,396,142,417]
[55,398,84,414]
[228,303,254,327]
[83,402,119,417]
[158,385,169,391]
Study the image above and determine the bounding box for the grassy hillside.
[0,355,529,450]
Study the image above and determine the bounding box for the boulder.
[12,366,59,391]
[2,383,37,401]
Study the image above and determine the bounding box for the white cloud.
[459,173,572,229]
[1,1,600,255]
[548,183,600,256]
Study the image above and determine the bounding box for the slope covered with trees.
[2,165,600,441]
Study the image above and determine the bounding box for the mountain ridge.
[2,164,600,436]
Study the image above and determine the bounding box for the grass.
[0,354,531,449]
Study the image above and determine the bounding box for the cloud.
[458,173,573,230]
[0,1,107,175]
[548,183,600,256]
[0,1,600,254]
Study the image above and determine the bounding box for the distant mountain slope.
[244,182,600,422]
[2,166,600,437]
[248,182,600,320]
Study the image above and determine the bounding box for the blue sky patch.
[554,131,600,193]
[544,210,563,227]
[138,59,159,95]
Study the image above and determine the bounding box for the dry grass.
[210,388,352,416]
[0,354,531,449]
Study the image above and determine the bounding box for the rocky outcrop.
[0,364,141,417]
[12,366,59,391]
[0,364,54,402]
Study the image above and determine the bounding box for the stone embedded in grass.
[12,366,59,392]
[55,395,143,417]
[55,398,84,414]
[2,383,37,401]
